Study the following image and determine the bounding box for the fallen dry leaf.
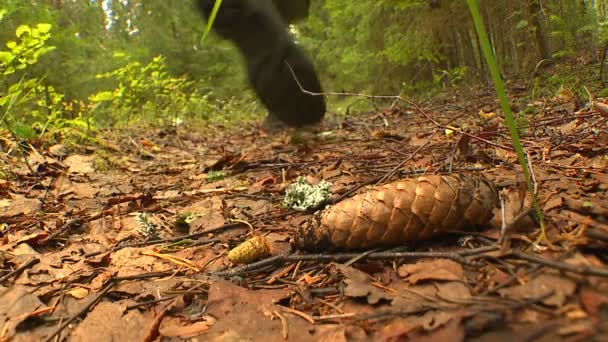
[398,258,464,284]
[498,273,576,307]
[69,301,153,342]
[334,263,395,304]
[0,285,48,340]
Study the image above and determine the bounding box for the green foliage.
[0,22,93,142]
[89,54,262,127]
[90,55,215,126]
[549,14,576,58]
[207,170,226,182]
[0,23,55,75]
[433,67,468,88]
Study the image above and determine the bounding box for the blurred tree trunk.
[526,0,551,60]
[598,0,607,21]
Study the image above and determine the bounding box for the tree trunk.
[527,0,551,60]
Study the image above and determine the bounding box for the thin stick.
[508,251,608,278]
[213,246,498,277]
[43,283,113,342]
[0,257,39,283]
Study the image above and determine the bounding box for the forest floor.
[1,82,608,341]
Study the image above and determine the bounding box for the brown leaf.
[204,280,313,340]
[110,247,175,277]
[544,193,564,211]
[334,263,394,304]
[64,154,95,175]
[0,285,47,340]
[378,311,465,342]
[0,195,41,219]
[398,259,464,284]
[70,301,153,342]
[408,314,465,342]
[498,273,576,307]
[180,197,226,233]
[580,286,608,318]
[159,320,210,338]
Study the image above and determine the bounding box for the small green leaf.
[13,122,36,140]
[36,23,52,34]
[515,20,528,30]
[15,25,32,38]
[112,51,128,58]
[89,91,115,102]
[0,51,14,65]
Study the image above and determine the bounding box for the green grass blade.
[201,0,223,42]
[465,0,546,243]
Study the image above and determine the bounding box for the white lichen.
[283,176,332,211]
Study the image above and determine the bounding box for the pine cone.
[292,174,498,250]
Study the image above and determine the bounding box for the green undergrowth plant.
[0,22,92,145]
[89,53,261,128]
[90,54,208,126]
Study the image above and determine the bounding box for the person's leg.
[197,0,325,128]
[273,0,310,23]
[250,41,325,127]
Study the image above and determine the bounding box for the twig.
[497,207,536,245]
[280,306,315,324]
[344,248,381,266]
[584,228,608,244]
[273,310,289,339]
[126,295,179,311]
[142,303,171,342]
[285,61,513,151]
[42,270,181,341]
[43,282,113,342]
[213,246,499,277]
[520,320,564,342]
[85,223,241,258]
[507,251,608,278]
[41,212,103,245]
[378,129,438,184]
[332,176,381,203]
[0,257,39,283]
[464,291,555,337]
[113,271,177,282]
[214,255,286,277]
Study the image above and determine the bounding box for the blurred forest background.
[1,0,607,141]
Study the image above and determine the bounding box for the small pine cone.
[292,174,498,250]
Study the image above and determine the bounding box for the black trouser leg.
[197,0,325,127]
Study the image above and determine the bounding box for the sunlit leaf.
[515,20,528,30]
[36,23,52,34]
[89,91,115,102]
[15,25,32,38]
[0,51,14,65]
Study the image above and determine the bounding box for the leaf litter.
[0,83,607,341]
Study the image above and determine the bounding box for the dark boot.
[197,0,326,128]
